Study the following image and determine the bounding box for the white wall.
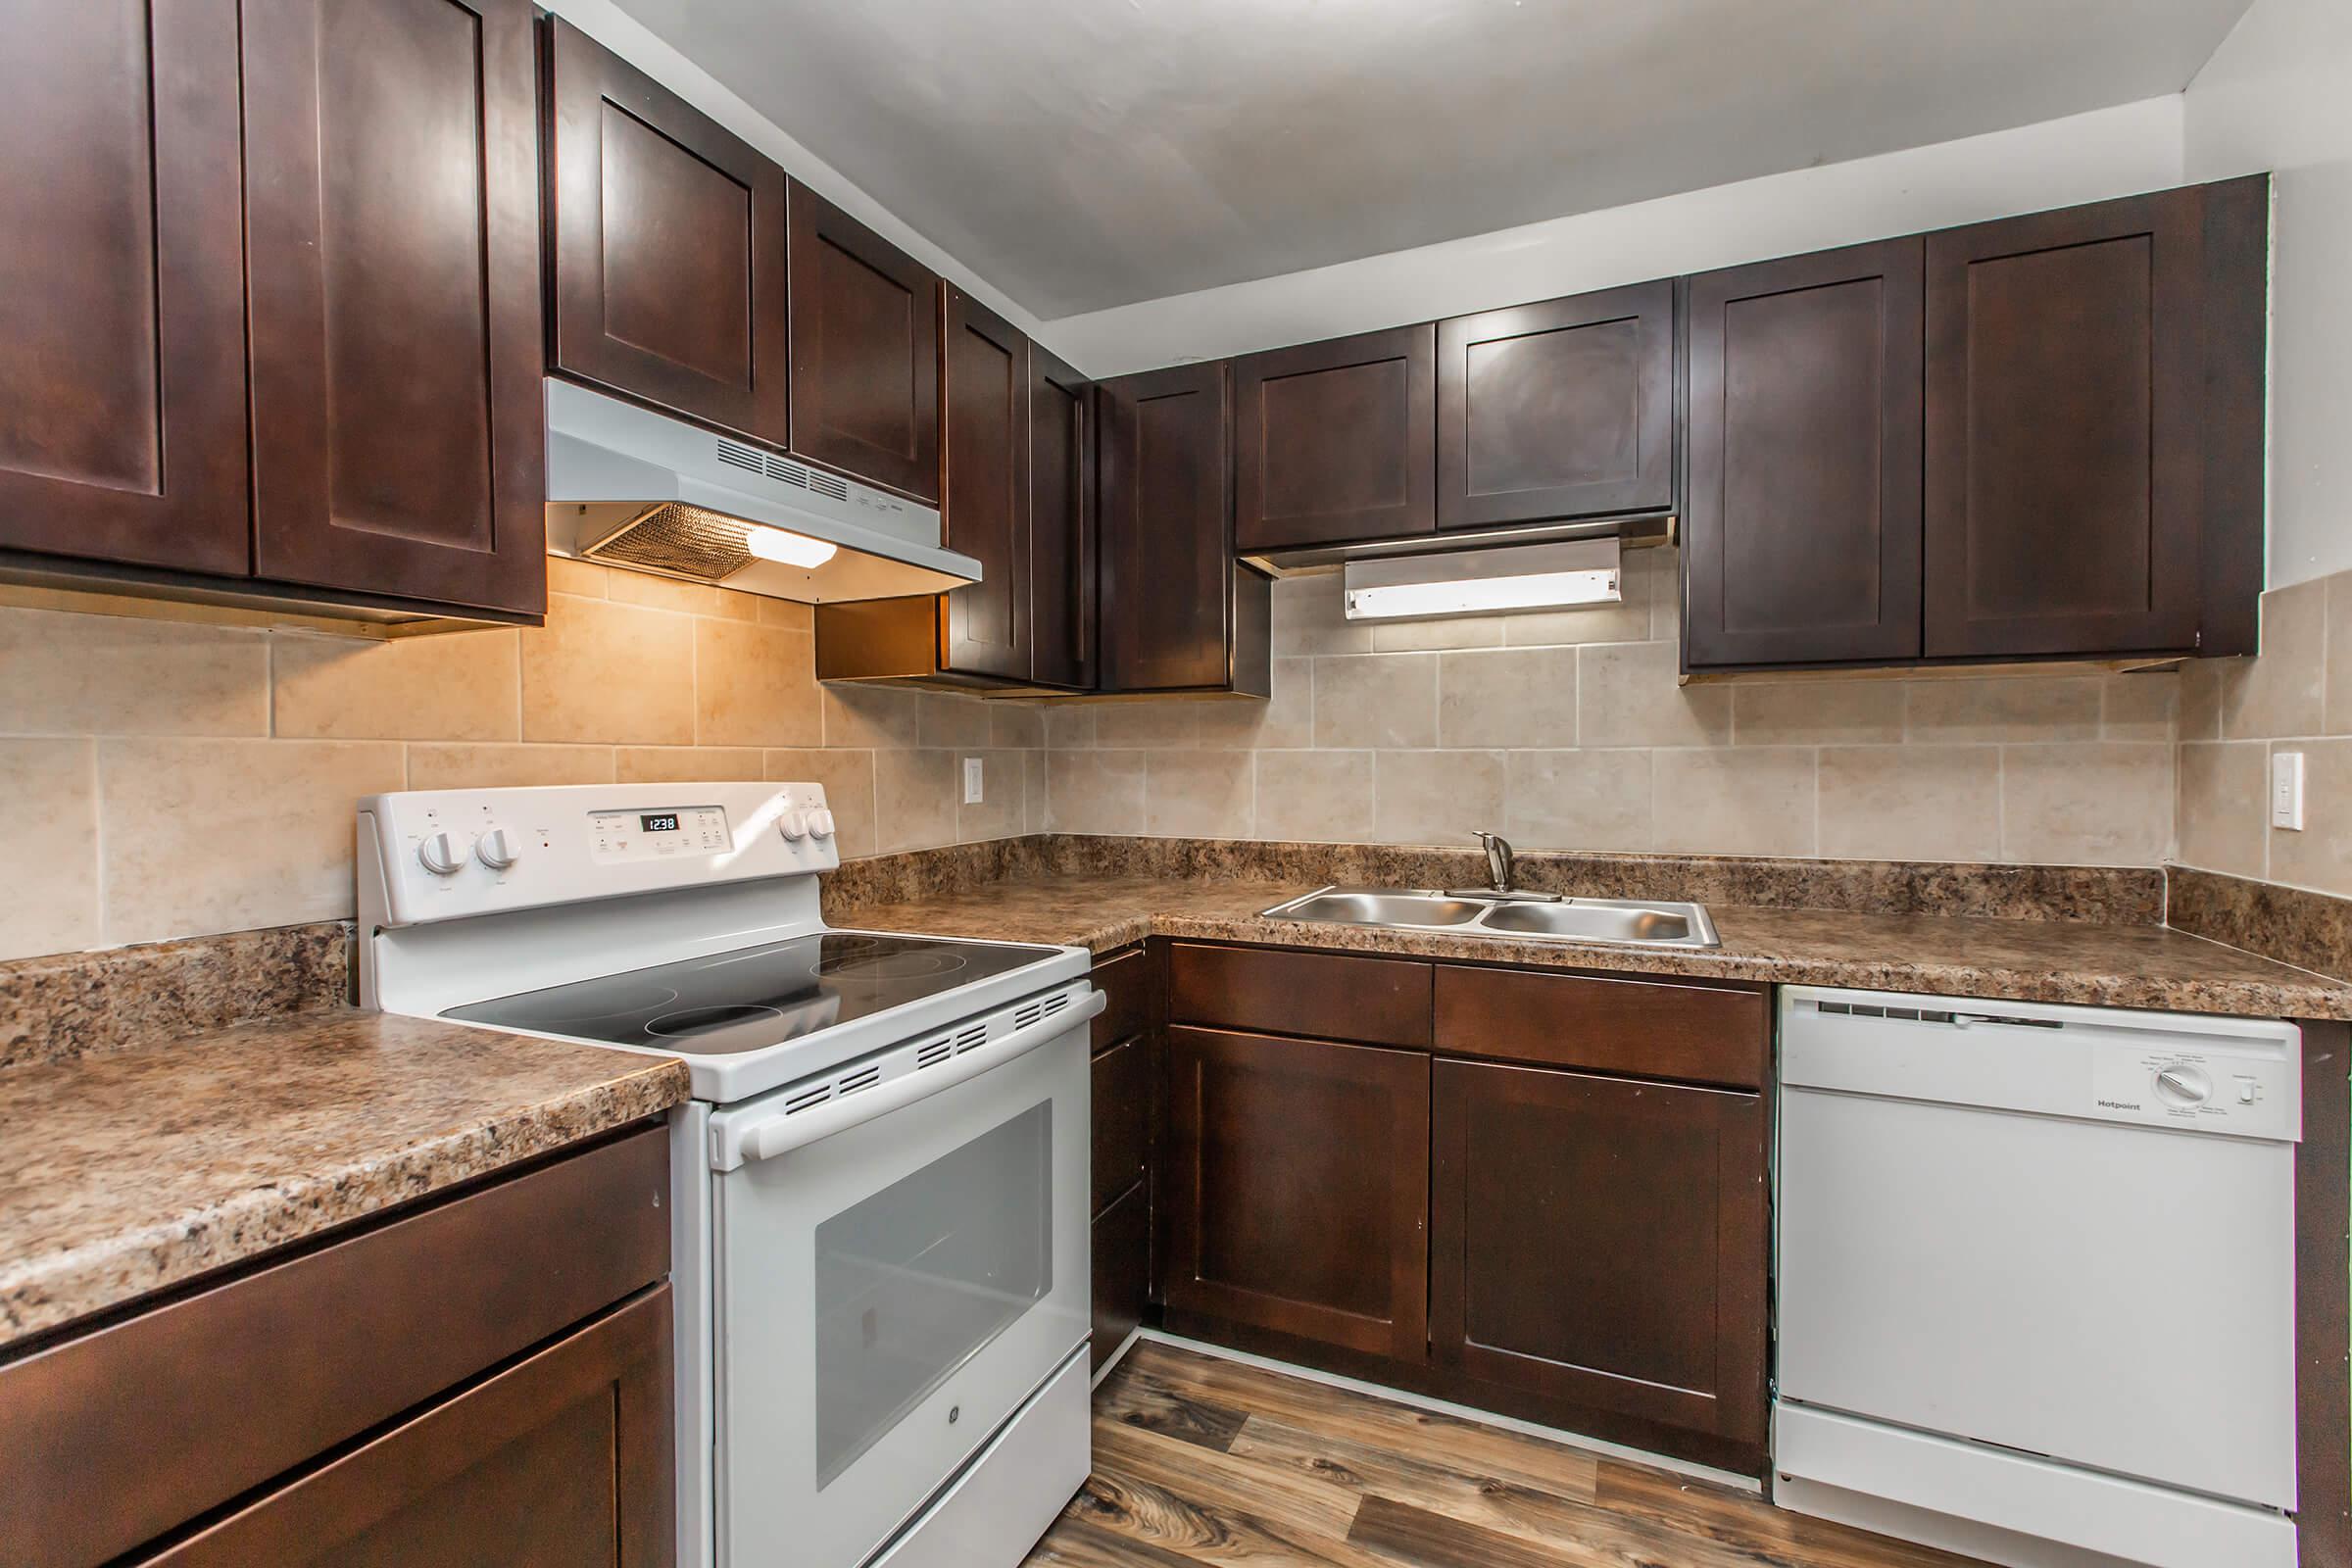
[2185,0,2352,591]
[1038,97,2186,377]
[542,0,1048,341]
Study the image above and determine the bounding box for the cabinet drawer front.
[1164,1027,1430,1361]
[1433,966,1765,1088]
[1,1126,668,1567]
[1168,943,1431,1048]
[1091,943,1152,1053]
[142,1285,673,1567]
[1091,1034,1152,1217]
[1431,1060,1766,1447]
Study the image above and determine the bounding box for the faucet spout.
[1472,829,1514,894]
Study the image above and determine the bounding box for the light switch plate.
[963,756,984,805]
[2273,751,2305,831]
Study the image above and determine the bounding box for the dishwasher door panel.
[1777,1085,2297,1510]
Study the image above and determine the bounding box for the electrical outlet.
[963,757,984,805]
[2273,751,2305,831]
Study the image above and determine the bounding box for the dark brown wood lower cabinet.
[141,1285,673,1566]
[1092,1178,1151,1376]
[1431,1058,1767,1454]
[1162,1026,1430,1360]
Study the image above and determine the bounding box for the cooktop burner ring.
[519,986,681,1029]
[814,950,971,982]
[645,1003,787,1038]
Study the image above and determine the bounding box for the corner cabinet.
[1099,364,1272,696]
[544,15,790,450]
[1685,176,2268,673]
[1029,345,1098,691]
[786,182,941,504]
[0,0,548,620]
[1234,325,1437,552]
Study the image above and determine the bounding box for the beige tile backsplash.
[1,562,1035,960]
[2172,564,2352,901]
[1046,551,2182,874]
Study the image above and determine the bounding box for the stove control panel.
[589,805,731,863]
[360,782,837,928]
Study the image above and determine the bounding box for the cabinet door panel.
[1092,1034,1152,1218]
[788,182,940,503]
[0,0,248,574]
[1100,364,1245,692]
[940,287,1031,680]
[243,0,545,613]
[1685,239,1924,667]
[546,17,789,447]
[1030,345,1097,690]
[1439,280,1676,529]
[1164,1026,1429,1359]
[143,1287,673,1567]
[1092,1178,1151,1375]
[1925,190,2202,658]
[1431,1060,1766,1446]
[1236,325,1435,550]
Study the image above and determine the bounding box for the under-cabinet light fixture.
[743,522,839,569]
[1342,538,1621,620]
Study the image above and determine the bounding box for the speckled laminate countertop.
[0,1011,688,1350]
[835,873,2352,1021]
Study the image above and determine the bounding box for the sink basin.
[1260,886,1720,949]
[1267,890,1489,927]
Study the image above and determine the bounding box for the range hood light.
[743,524,838,569]
[1342,539,1623,621]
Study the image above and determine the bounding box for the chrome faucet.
[1472,829,1514,894]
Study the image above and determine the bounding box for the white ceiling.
[611,0,2254,319]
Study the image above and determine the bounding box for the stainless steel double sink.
[1258,887,1721,949]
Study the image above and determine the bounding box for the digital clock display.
[640,813,681,833]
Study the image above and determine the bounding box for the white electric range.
[358,782,1101,1568]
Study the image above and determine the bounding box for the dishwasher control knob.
[417,831,466,876]
[2155,1064,2212,1106]
[474,826,520,871]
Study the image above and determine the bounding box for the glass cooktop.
[444,931,1055,1054]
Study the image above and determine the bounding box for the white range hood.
[543,378,981,604]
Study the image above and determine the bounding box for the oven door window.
[814,1100,1053,1489]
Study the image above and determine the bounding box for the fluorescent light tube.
[743,523,839,569]
[1342,539,1622,621]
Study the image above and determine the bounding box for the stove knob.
[475,826,520,871]
[777,809,810,842]
[417,831,466,876]
[807,808,836,840]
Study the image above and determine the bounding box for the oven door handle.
[715,988,1106,1170]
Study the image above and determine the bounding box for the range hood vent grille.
[713,437,850,503]
[585,504,756,582]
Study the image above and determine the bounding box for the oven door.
[709,1016,1092,1568]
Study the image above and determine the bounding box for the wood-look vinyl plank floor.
[1026,1342,1988,1568]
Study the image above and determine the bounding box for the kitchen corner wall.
[0,558,1028,963]
[2175,568,2352,898]
[1042,547,2180,867]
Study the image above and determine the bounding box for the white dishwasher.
[1774,986,2302,1568]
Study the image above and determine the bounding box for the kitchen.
[2,0,2349,1565]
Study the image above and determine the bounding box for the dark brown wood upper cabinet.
[1924,180,2265,660]
[1684,239,1925,668]
[544,16,790,450]
[939,286,1032,682]
[242,0,546,616]
[1099,362,1272,696]
[1030,345,1097,690]
[787,181,941,503]
[1438,280,1677,531]
[0,0,249,577]
[1163,1026,1430,1361]
[1235,324,1437,551]
[1431,1059,1767,1455]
